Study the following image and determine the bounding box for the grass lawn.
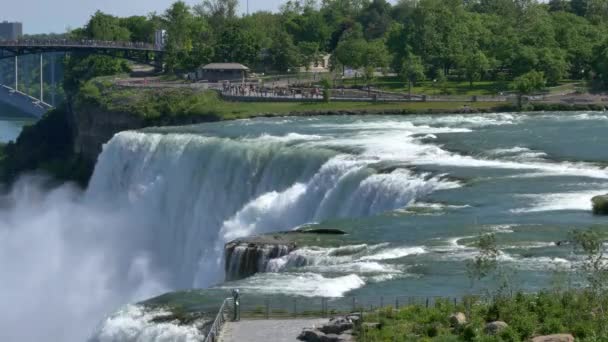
[217,100,505,120]
[339,77,584,96]
[78,79,507,122]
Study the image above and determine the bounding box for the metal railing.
[203,297,234,342]
[237,295,484,320]
[0,39,161,51]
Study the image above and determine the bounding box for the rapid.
[0,112,607,341]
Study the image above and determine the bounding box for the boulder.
[346,314,361,326]
[531,334,575,342]
[298,328,325,342]
[320,317,354,334]
[592,195,608,215]
[322,334,343,342]
[485,321,509,335]
[449,312,467,327]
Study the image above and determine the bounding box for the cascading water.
[86,130,455,289]
[7,113,608,342]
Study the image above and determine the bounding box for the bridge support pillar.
[51,53,56,106]
[40,54,44,103]
[14,55,18,91]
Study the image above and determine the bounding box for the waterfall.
[85,130,456,289]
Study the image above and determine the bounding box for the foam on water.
[512,190,608,213]
[359,247,427,261]
[222,273,366,298]
[90,305,204,342]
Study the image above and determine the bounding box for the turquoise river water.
[1,112,607,341]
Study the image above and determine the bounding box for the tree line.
[48,0,608,92]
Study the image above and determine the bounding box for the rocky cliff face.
[224,239,296,281]
[69,102,146,165]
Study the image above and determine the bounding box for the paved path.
[219,318,329,342]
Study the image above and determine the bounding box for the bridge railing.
[0,39,161,51]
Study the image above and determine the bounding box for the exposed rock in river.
[224,235,296,281]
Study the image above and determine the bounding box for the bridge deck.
[0,40,162,52]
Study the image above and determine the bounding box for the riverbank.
[357,290,602,341]
[78,79,608,121]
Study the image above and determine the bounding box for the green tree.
[85,11,131,41]
[361,40,389,86]
[400,54,426,95]
[268,31,301,73]
[163,1,196,72]
[466,232,499,285]
[462,50,489,87]
[592,40,608,89]
[511,70,546,108]
[334,36,366,71]
[214,23,260,66]
[359,0,393,39]
[298,41,321,72]
[120,16,156,43]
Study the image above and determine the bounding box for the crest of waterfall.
[86,131,457,289]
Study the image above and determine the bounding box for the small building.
[299,54,331,73]
[0,21,23,41]
[197,63,249,82]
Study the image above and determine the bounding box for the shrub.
[591,195,608,215]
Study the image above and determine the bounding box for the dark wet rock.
[295,228,347,235]
[485,321,509,335]
[299,317,357,342]
[320,317,354,334]
[592,195,608,215]
[531,334,575,342]
[345,314,361,326]
[224,239,295,281]
[298,328,325,342]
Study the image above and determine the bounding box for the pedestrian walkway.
[219,318,329,342]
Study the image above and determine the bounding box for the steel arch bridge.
[0,39,164,67]
[0,40,164,116]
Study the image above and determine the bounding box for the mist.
[0,176,169,341]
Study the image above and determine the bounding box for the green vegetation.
[358,228,608,341]
[591,195,608,215]
[62,0,608,94]
[358,292,608,341]
[76,79,507,120]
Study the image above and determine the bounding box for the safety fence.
[237,295,484,320]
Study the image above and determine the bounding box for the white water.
[0,177,168,342]
[3,113,608,342]
[86,131,459,291]
[92,305,204,342]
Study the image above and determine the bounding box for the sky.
[2,0,286,34]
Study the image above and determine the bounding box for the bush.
[591,195,608,215]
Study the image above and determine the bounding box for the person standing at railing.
[232,289,240,321]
